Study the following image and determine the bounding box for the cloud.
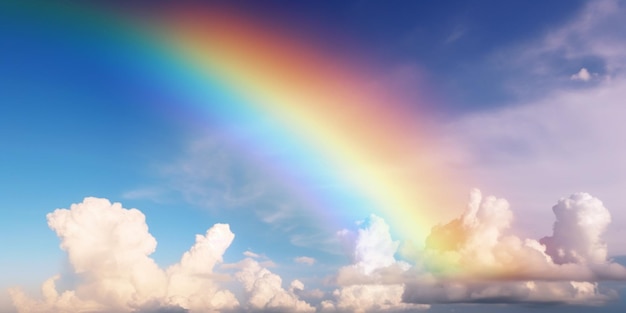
[452,0,626,108]
[403,279,616,306]
[165,224,239,312]
[128,137,343,255]
[133,302,189,313]
[294,256,316,266]
[324,284,429,313]
[538,0,626,75]
[244,251,260,258]
[540,193,612,265]
[9,275,104,313]
[322,215,428,313]
[13,196,623,312]
[149,138,266,209]
[9,198,238,313]
[235,258,315,312]
[8,197,319,313]
[570,68,592,81]
[403,189,626,305]
[44,197,167,311]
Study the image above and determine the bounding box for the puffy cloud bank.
[8,190,626,312]
[405,189,626,305]
[8,198,313,313]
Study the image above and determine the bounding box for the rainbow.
[8,2,462,250]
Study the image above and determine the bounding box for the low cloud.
[540,193,612,265]
[8,193,626,312]
[322,215,429,313]
[403,189,626,305]
[235,258,315,312]
[8,198,310,313]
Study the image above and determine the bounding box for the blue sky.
[2,1,626,312]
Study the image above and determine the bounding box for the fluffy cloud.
[8,197,317,313]
[404,190,626,305]
[8,194,626,312]
[9,275,104,313]
[10,197,169,312]
[540,193,611,265]
[325,284,428,313]
[165,224,239,312]
[9,198,234,313]
[235,258,315,312]
[322,215,428,313]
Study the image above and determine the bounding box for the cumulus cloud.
[235,258,315,312]
[295,256,316,266]
[322,215,428,313]
[165,224,239,312]
[41,197,167,311]
[540,193,612,265]
[8,195,626,311]
[8,198,237,313]
[403,189,626,305]
[8,197,317,313]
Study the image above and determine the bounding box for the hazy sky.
[2,1,626,312]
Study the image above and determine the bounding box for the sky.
[1,0,626,312]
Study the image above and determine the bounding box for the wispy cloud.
[444,26,467,44]
[294,256,316,266]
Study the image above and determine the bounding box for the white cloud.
[540,193,612,265]
[243,251,260,258]
[323,215,428,313]
[403,190,626,305]
[235,258,315,312]
[165,224,239,312]
[323,284,429,313]
[294,256,316,266]
[9,198,237,313]
[570,67,592,81]
[9,197,319,313]
[45,197,167,311]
